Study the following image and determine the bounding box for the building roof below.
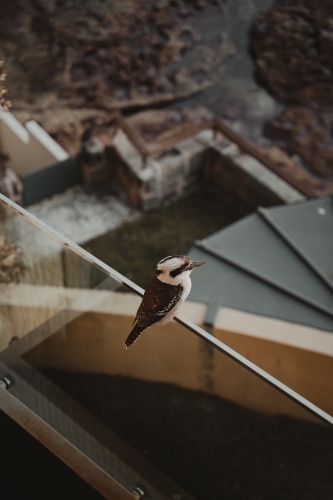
[188,196,333,333]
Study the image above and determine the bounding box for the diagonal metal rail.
[1,193,332,427]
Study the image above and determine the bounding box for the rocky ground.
[0,0,229,155]
[128,105,214,144]
[250,0,333,178]
[0,203,23,284]
[2,0,332,179]
[0,233,22,284]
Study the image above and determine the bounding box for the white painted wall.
[0,109,69,175]
[2,282,331,359]
[215,307,333,357]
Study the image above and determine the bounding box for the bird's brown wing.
[135,277,183,329]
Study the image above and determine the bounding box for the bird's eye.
[170,265,186,278]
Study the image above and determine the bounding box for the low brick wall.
[204,145,282,207]
[109,129,211,210]
[108,128,304,211]
[204,137,305,207]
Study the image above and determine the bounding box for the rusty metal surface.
[0,385,135,500]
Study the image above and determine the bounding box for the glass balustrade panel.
[0,197,332,500]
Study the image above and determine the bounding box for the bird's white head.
[156,255,205,285]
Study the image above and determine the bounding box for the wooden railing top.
[146,118,216,155]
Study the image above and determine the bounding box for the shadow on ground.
[43,370,333,500]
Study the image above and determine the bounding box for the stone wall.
[109,128,210,210]
[108,128,304,211]
[204,137,304,207]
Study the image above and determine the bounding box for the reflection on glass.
[0,196,333,500]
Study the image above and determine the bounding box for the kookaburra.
[124,255,205,349]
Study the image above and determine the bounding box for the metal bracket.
[131,486,146,499]
[0,375,13,390]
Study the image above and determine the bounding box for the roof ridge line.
[194,239,333,320]
[258,207,333,294]
[202,212,258,243]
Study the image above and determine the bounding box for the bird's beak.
[188,261,206,270]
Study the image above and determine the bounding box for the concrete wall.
[21,157,80,206]
[0,108,305,208]
[109,129,211,210]
[204,139,304,207]
[108,127,304,211]
[0,110,69,175]
[213,307,333,418]
[0,110,81,205]
[214,326,333,419]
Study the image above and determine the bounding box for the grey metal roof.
[188,196,333,332]
[259,198,333,290]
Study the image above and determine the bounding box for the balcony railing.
[0,193,332,500]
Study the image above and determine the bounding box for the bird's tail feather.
[124,323,144,350]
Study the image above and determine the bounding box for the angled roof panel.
[201,213,333,314]
[260,197,333,290]
[187,196,333,334]
[188,247,333,333]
